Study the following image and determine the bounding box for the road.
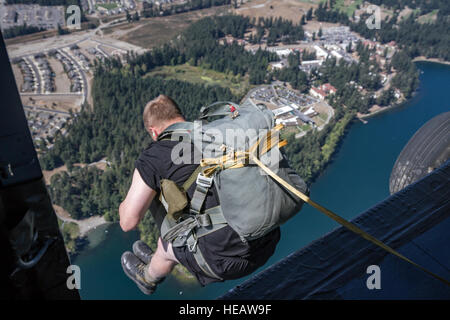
[24,57,41,94]
[8,16,128,60]
[21,92,83,97]
[23,105,71,116]
[95,44,109,58]
[90,38,128,54]
[59,48,88,104]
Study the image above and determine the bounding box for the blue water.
[73,62,450,299]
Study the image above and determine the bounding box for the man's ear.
[147,126,156,139]
[153,126,163,139]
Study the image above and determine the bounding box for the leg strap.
[187,230,223,281]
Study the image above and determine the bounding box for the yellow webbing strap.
[182,165,203,191]
[252,155,450,287]
[200,125,450,287]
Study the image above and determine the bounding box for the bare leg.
[147,237,179,281]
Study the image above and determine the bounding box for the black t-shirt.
[135,139,280,286]
[135,140,220,210]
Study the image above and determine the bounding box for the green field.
[318,112,328,121]
[418,9,438,24]
[96,3,118,10]
[145,63,251,97]
[320,0,363,16]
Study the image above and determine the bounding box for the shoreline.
[77,215,111,236]
[358,59,450,121]
[412,57,450,66]
[357,103,400,120]
[55,204,111,236]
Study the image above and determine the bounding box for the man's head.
[143,95,185,139]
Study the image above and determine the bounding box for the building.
[300,60,322,73]
[303,107,317,117]
[310,83,336,100]
[269,60,287,70]
[309,86,327,100]
[387,41,396,49]
[321,83,337,95]
[301,59,323,66]
[314,45,328,60]
[273,48,293,58]
[272,106,293,117]
[363,40,377,49]
[275,116,298,126]
[331,50,343,61]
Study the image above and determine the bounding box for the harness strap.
[161,206,228,243]
[187,230,223,281]
[196,206,228,238]
[188,206,227,281]
[189,185,209,215]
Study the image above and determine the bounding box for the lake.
[73,61,450,299]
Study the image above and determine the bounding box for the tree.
[38,139,47,152]
[57,24,69,35]
[306,7,313,20]
[346,42,352,53]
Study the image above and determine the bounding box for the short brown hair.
[143,95,184,129]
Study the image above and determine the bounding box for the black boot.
[132,240,153,265]
[121,251,159,295]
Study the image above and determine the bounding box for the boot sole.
[132,240,153,265]
[121,256,155,295]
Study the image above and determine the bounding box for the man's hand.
[119,169,156,232]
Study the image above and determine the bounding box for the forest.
[3,24,45,39]
[128,15,296,85]
[248,16,305,46]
